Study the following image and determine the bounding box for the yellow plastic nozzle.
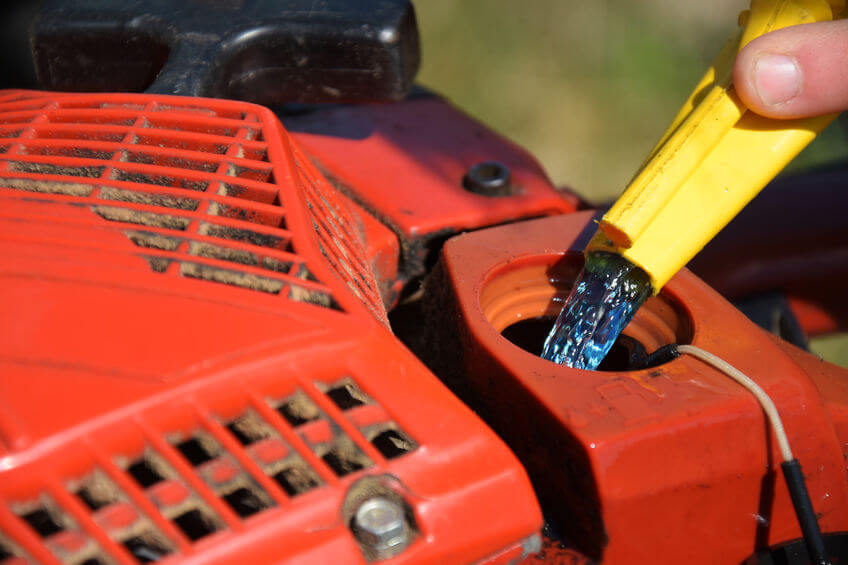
[588,0,843,292]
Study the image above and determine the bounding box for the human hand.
[733,20,848,118]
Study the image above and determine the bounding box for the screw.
[352,497,410,556]
[462,160,513,196]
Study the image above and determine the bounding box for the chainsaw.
[0,1,846,564]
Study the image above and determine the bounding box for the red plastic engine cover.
[425,211,848,564]
[286,96,578,294]
[0,91,542,564]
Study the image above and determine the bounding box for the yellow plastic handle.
[588,0,843,292]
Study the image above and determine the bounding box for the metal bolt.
[462,160,513,196]
[352,497,410,556]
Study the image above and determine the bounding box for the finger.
[732,19,848,119]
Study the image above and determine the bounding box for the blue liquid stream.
[541,252,653,370]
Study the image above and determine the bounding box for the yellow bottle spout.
[588,0,843,292]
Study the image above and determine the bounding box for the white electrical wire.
[677,344,793,463]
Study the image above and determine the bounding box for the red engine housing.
[418,211,848,563]
[0,91,544,565]
[0,85,846,565]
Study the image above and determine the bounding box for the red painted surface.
[287,97,578,280]
[94,502,140,531]
[48,530,87,553]
[148,481,191,509]
[436,211,848,564]
[0,91,542,564]
[0,85,843,565]
[202,458,241,486]
[788,295,844,336]
[248,438,290,466]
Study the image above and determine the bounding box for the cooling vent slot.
[71,471,175,563]
[289,145,386,319]
[224,411,322,497]
[0,539,11,561]
[0,94,387,316]
[11,495,111,564]
[270,377,419,479]
[122,450,223,543]
[368,427,417,459]
[0,372,418,564]
[325,379,371,410]
[170,432,275,519]
[317,377,418,460]
[276,390,322,427]
[271,389,371,477]
[0,534,24,564]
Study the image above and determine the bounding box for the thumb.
[733,19,848,119]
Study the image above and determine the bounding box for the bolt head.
[463,161,512,196]
[353,497,409,553]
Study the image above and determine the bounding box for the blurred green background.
[413,0,847,366]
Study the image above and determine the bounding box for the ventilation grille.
[0,533,26,564]
[73,470,177,562]
[10,496,111,564]
[290,144,386,319]
[0,92,388,318]
[1,376,416,564]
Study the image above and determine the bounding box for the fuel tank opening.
[502,317,654,371]
[480,253,692,370]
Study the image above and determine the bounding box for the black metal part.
[780,459,830,565]
[641,343,680,369]
[747,533,848,565]
[0,1,40,90]
[462,161,513,196]
[31,0,420,103]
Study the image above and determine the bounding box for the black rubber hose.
[641,343,680,368]
[781,458,829,565]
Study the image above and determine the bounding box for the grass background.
[414,0,847,366]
